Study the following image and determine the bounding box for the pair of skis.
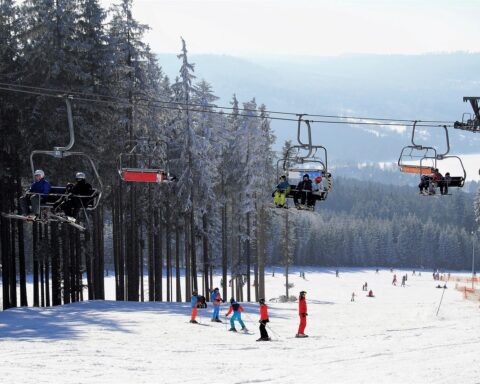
[1,212,85,231]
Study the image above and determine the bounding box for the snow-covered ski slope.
[1,268,479,384]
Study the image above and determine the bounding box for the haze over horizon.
[100,0,480,57]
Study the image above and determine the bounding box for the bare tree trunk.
[96,206,105,300]
[0,191,12,309]
[154,208,162,301]
[202,213,209,299]
[222,205,227,301]
[246,212,251,302]
[33,223,39,307]
[44,225,50,307]
[258,208,266,299]
[9,203,17,307]
[184,215,191,301]
[75,228,82,301]
[17,214,27,306]
[62,225,70,305]
[175,220,182,302]
[85,227,94,300]
[51,222,61,305]
[190,206,197,292]
[148,189,154,301]
[140,223,144,302]
[166,206,172,302]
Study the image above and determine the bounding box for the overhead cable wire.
[0,82,454,128]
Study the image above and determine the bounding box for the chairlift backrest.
[29,97,103,210]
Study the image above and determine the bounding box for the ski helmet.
[303,174,309,179]
[259,298,265,305]
[299,291,306,296]
[230,298,236,304]
[315,176,322,183]
[34,169,45,178]
[75,172,86,180]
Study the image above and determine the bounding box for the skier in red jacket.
[257,298,270,341]
[296,291,308,338]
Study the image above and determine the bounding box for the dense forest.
[269,178,479,271]
[0,0,275,309]
[0,0,479,311]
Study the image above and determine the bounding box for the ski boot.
[256,337,271,342]
[189,320,198,324]
[228,327,237,332]
[241,326,248,332]
[295,333,308,338]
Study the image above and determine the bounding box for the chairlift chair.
[2,97,102,231]
[398,121,466,195]
[454,97,480,132]
[118,138,172,183]
[274,144,332,209]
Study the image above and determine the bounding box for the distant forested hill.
[268,177,477,271]
[158,52,480,162]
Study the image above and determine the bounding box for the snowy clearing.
[1,268,479,384]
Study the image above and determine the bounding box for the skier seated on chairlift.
[419,174,431,194]
[428,168,443,195]
[273,175,290,208]
[294,174,313,209]
[61,172,93,219]
[20,169,51,219]
[441,172,451,195]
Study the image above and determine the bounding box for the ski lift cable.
[0,83,454,128]
[0,82,454,124]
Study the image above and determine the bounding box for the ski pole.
[436,286,446,316]
[265,323,282,339]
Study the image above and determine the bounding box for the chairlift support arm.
[411,120,450,158]
[297,115,312,150]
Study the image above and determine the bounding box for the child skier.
[190,290,198,324]
[211,287,222,322]
[257,298,270,341]
[296,291,308,338]
[225,298,247,332]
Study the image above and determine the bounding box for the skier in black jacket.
[294,174,313,208]
[64,172,93,218]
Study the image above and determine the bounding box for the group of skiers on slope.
[189,289,309,341]
[20,169,93,221]
[273,174,323,210]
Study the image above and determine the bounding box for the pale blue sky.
[101,0,480,56]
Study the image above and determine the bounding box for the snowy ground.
[1,268,479,384]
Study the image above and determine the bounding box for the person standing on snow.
[392,274,397,286]
[225,298,247,332]
[296,291,308,338]
[257,298,270,341]
[190,291,198,324]
[210,287,223,322]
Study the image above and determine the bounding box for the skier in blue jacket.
[20,169,51,217]
[190,290,198,324]
[225,298,247,332]
[210,287,222,322]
